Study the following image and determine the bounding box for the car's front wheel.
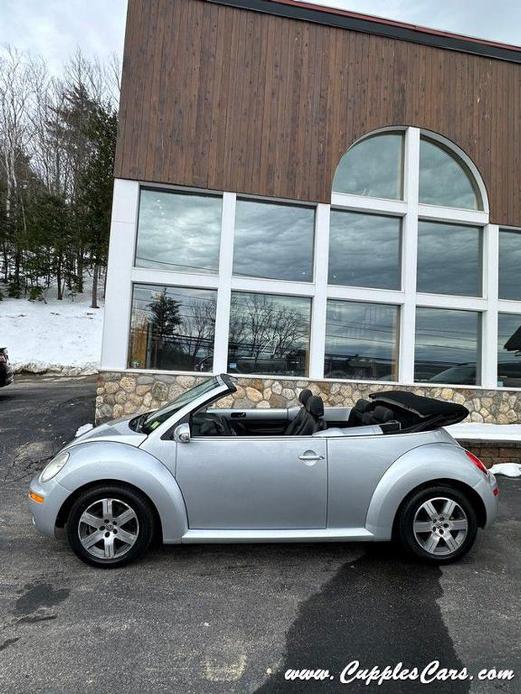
[66,485,154,568]
[397,485,478,563]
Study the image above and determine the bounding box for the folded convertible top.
[369,390,469,430]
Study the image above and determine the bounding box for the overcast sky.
[0,0,520,75]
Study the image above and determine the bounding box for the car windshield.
[140,376,221,434]
[429,365,475,384]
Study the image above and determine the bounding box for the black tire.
[397,485,478,564]
[66,484,155,568]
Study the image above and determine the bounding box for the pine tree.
[76,102,118,308]
[148,290,182,368]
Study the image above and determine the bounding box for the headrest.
[353,398,373,413]
[298,388,312,406]
[307,395,324,418]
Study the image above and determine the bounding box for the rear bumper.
[28,476,71,538]
[474,472,499,528]
[0,364,13,386]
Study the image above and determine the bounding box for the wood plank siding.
[115,0,521,226]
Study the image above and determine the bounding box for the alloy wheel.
[412,496,468,556]
[78,497,139,560]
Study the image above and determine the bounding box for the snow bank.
[0,285,103,375]
[446,422,521,442]
[489,463,521,477]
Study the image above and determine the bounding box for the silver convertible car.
[29,374,499,568]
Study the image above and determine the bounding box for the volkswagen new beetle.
[29,374,499,568]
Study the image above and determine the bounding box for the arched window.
[419,137,482,210]
[332,132,404,200]
[328,127,493,387]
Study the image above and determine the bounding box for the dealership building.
[97,0,521,437]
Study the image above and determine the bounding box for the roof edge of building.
[206,0,521,64]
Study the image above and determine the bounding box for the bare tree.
[0,47,35,284]
[270,305,307,358]
[181,297,216,368]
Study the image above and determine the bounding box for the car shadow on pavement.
[255,543,470,693]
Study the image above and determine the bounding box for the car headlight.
[40,451,70,483]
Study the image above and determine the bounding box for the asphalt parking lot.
[1,376,520,693]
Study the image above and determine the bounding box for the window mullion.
[102,179,140,370]
[213,193,236,373]
[482,223,499,388]
[309,203,330,379]
[400,127,420,384]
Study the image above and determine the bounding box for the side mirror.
[174,423,191,443]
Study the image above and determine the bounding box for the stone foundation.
[96,370,521,431]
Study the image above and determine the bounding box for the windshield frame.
[139,374,235,436]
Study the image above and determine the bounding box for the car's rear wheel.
[66,485,154,568]
[397,485,478,563]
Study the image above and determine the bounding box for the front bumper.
[28,476,71,538]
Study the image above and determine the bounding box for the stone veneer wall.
[96,370,521,428]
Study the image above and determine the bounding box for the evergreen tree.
[0,48,119,303]
[149,290,182,368]
[76,102,118,308]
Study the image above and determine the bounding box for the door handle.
[231,412,246,418]
[298,451,325,466]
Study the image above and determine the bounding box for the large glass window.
[415,307,481,385]
[498,313,521,387]
[499,229,521,300]
[419,138,481,210]
[122,128,497,384]
[135,189,222,273]
[328,211,401,290]
[324,300,399,381]
[233,200,315,282]
[332,133,403,200]
[227,292,311,376]
[417,221,482,297]
[129,284,216,371]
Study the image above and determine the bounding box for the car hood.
[65,417,147,449]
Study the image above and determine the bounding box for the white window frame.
[101,127,521,391]
[496,226,521,389]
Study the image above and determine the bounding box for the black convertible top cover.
[369,390,469,429]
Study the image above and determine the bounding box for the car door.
[175,435,327,529]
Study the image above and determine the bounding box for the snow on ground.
[0,284,103,375]
[75,423,94,437]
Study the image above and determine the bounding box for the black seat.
[347,398,374,426]
[285,388,312,435]
[361,405,394,426]
[295,395,327,435]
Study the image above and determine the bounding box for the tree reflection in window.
[227,292,311,376]
[128,284,216,371]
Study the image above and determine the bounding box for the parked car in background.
[428,362,521,387]
[29,374,499,569]
[0,348,13,387]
